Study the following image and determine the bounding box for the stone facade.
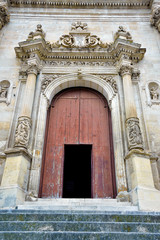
[0,0,160,211]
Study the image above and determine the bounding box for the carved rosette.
[119,65,133,77]
[151,5,160,32]
[0,4,10,30]
[14,116,32,148]
[126,117,144,150]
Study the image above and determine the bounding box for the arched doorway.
[39,87,116,198]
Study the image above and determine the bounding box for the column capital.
[119,64,133,77]
[0,3,10,30]
[27,64,40,75]
[27,53,41,75]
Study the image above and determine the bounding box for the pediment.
[15,22,146,65]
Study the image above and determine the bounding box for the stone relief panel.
[14,116,32,148]
[126,117,143,150]
[0,80,12,105]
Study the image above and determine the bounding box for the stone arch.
[28,73,127,198]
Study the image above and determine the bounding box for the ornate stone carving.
[55,22,109,49]
[119,65,133,76]
[150,86,159,100]
[41,75,60,92]
[71,21,87,31]
[0,80,10,98]
[114,26,132,41]
[27,64,39,75]
[27,24,45,41]
[44,61,116,67]
[151,5,160,32]
[14,116,32,148]
[100,76,118,93]
[0,3,10,30]
[126,117,143,150]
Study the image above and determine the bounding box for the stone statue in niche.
[150,86,159,100]
[0,80,10,98]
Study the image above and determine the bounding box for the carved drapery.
[14,116,32,148]
[126,117,143,150]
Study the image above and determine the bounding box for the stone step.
[17,204,138,211]
[0,231,159,240]
[0,210,160,223]
[0,221,159,233]
[24,198,131,206]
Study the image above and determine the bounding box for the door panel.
[40,88,116,198]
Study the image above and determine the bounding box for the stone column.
[120,63,160,211]
[0,58,40,208]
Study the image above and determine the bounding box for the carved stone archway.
[28,73,127,197]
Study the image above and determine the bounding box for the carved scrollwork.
[56,34,75,48]
[85,35,101,48]
[100,75,118,93]
[14,116,32,148]
[126,117,143,150]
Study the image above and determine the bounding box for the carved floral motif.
[14,116,31,148]
[71,21,87,31]
[126,117,143,150]
[100,76,118,93]
[44,60,115,67]
[56,34,75,48]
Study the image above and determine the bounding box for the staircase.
[0,199,160,240]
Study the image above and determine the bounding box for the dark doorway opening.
[63,145,92,198]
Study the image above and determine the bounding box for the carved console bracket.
[0,3,10,30]
[126,117,144,150]
[14,116,32,149]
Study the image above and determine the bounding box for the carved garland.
[99,76,118,93]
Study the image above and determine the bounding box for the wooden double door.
[40,87,116,198]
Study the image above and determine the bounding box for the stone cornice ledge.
[8,0,151,8]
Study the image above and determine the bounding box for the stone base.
[131,186,160,212]
[0,186,26,208]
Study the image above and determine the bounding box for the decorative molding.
[14,116,32,149]
[151,4,160,32]
[8,0,151,9]
[126,117,144,150]
[44,60,116,67]
[15,23,146,65]
[99,75,118,93]
[0,3,9,30]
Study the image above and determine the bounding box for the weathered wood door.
[40,87,116,198]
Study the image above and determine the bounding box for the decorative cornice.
[8,0,151,9]
[15,23,146,66]
[0,3,10,30]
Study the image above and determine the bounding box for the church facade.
[0,0,160,211]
